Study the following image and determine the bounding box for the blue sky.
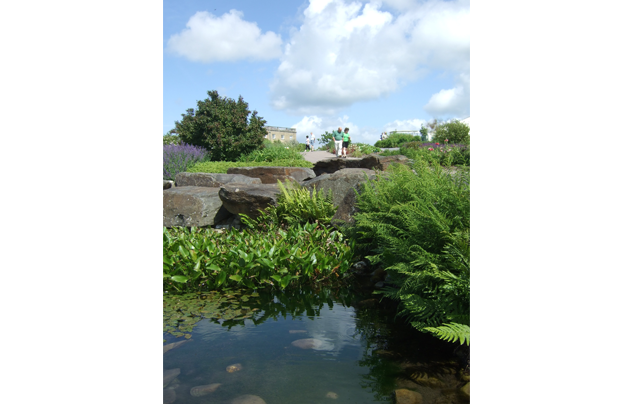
[164,0,470,145]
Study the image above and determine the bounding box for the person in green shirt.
[332,127,344,158]
[341,127,351,158]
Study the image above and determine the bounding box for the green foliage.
[432,120,470,145]
[163,132,182,145]
[242,180,336,228]
[353,157,470,344]
[239,142,305,163]
[163,222,354,292]
[374,133,421,148]
[188,159,313,174]
[174,90,267,161]
[319,131,334,146]
[400,143,471,167]
[416,323,470,346]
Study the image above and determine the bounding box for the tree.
[174,90,267,161]
[420,118,439,141]
[432,119,470,144]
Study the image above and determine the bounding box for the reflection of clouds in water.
[303,304,359,356]
[195,318,257,343]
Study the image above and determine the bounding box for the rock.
[230,394,267,404]
[190,383,222,397]
[163,186,231,227]
[374,281,385,289]
[289,330,307,334]
[352,261,368,272]
[163,388,176,404]
[163,340,189,354]
[460,382,470,399]
[394,389,422,404]
[326,392,339,399]
[312,155,383,176]
[291,338,334,351]
[163,180,174,190]
[227,166,316,184]
[218,184,280,219]
[226,363,243,373]
[175,172,262,187]
[303,168,377,208]
[163,368,180,388]
[371,268,386,283]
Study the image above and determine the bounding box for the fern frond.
[416,322,470,346]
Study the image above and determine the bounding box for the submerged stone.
[163,340,188,354]
[230,394,267,404]
[288,330,307,334]
[326,391,339,399]
[394,389,423,404]
[163,368,180,388]
[190,383,222,397]
[226,363,243,373]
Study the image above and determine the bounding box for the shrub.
[239,142,305,162]
[163,143,210,181]
[399,142,470,166]
[174,90,267,161]
[163,132,181,145]
[187,159,313,174]
[432,120,470,145]
[352,157,470,344]
[374,133,421,148]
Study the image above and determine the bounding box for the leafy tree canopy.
[174,90,267,161]
[432,120,470,145]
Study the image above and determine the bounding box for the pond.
[163,286,469,404]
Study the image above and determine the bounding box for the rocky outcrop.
[174,172,262,187]
[313,155,382,176]
[227,166,316,184]
[303,168,377,219]
[163,187,231,227]
[218,184,280,219]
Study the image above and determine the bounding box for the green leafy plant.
[353,157,470,345]
[432,120,470,145]
[163,222,354,292]
[239,142,305,163]
[242,179,336,228]
[374,133,421,148]
[174,90,267,161]
[187,159,313,174]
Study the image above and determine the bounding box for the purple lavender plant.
[163,143,209,180]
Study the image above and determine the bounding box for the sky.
[164,0,470,145]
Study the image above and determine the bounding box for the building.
[264,126,297,143]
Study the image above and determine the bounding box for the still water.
[163,287,468,404]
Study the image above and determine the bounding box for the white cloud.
[423,72,469,117]
[382,118,428,133]
[166,10,282,62]
[269,0,470,115]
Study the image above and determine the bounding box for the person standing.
[310,132,315,151]
[342,127,351,158]
[305,135,311,152]
[332,127,344,158]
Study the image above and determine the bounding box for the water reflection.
[163,286,468,404]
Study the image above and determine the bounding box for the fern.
[415,322,470,346]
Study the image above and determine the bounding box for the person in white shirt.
[310,133,315,151]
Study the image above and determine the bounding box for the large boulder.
[313,155,382,176]
[175,172,262,187]
[163,186,232,227]
[302,168,377,207]
[218,184,281,219]
[227,166,316,184]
